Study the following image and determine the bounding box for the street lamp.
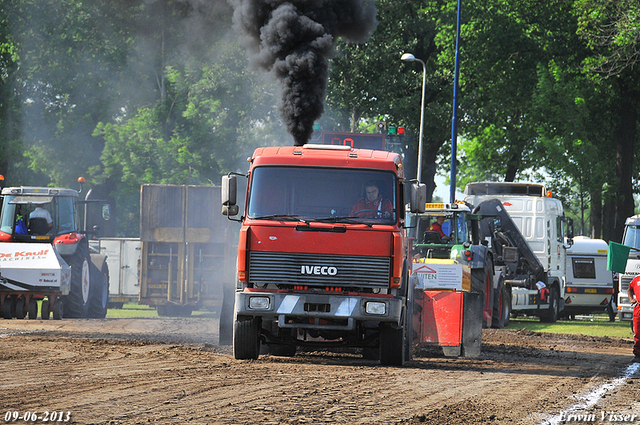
[401,53,426,183]
[450,0,462,203]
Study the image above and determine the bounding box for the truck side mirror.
[566,217,574,246]
[222,175,239,217]
[408,183,426,214]
[102,204,111,221]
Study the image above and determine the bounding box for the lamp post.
[401,53,426,183]
[450,0,462,203]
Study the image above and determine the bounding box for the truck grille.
[621,274,638,291]
[248,252,390,288]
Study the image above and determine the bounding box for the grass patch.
[106,303,158,318]
[506,315,634,339]
[106,303,219,319]
[103,305,633,339]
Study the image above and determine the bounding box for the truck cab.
[464,182,571,322]
[222,144,426,365]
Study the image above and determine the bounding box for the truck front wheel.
[491,281,511,329]
[233,315,261,360]
[540,286,559,323]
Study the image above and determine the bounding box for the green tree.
[326,0,451,199]
[575,0,640,241]
[533,61,617,237]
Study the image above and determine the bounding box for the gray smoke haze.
[229,0,377,145]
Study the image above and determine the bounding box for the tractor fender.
[89,253,108,271]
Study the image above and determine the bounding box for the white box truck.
[464,182,572,322]
[564,236,615,320]
[99,238,141,309]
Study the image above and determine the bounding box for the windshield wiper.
[252,214,308,224]
[313,216,358,222]
[312,216,372,227]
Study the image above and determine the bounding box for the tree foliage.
[0,0,639,239]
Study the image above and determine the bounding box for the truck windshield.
[623,225,640,249]
[408,212,471,245]
[0,195,77,235]
[247,166,397,224]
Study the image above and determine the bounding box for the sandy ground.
[1,317,640,425]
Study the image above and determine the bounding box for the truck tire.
[62,242,92,318]
[233,315,261,360]
[41,299,50,320]
[540,286,559,323]
[503,286,511,327]
[379,322,405,366]
[87,262,109,318]
[28,299,38,320]
[491,280,511,329]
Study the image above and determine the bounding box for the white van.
[564,236,615,319]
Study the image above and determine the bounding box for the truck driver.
[350,181,393,219]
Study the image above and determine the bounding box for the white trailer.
[99,238,141,309]
[564,236,615,320]
[464,182,571,321]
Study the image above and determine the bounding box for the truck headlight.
[365,301,386,315]
[249,296,270,310]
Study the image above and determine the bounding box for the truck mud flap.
[462,292,482,358]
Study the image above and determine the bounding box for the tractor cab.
[0,187,79,243]
[407,202,480,260]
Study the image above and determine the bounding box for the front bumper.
[235,291,403,331]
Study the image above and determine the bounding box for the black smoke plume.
[229,0,377,145]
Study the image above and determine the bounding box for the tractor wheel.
[41,299,50,320]
[233,315,261,360]
[62,242,92,318]
[379,322,405,366]
[87,262,109,318]
[28,299,38,320]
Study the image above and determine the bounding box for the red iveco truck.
[222,144,425,366]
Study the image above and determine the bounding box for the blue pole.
[450,0,462,204]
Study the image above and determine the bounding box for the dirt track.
[2,318,640,425]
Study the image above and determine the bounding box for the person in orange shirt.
[351,181,393,219]
[628,275,640,360]
[427,216,452,241]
